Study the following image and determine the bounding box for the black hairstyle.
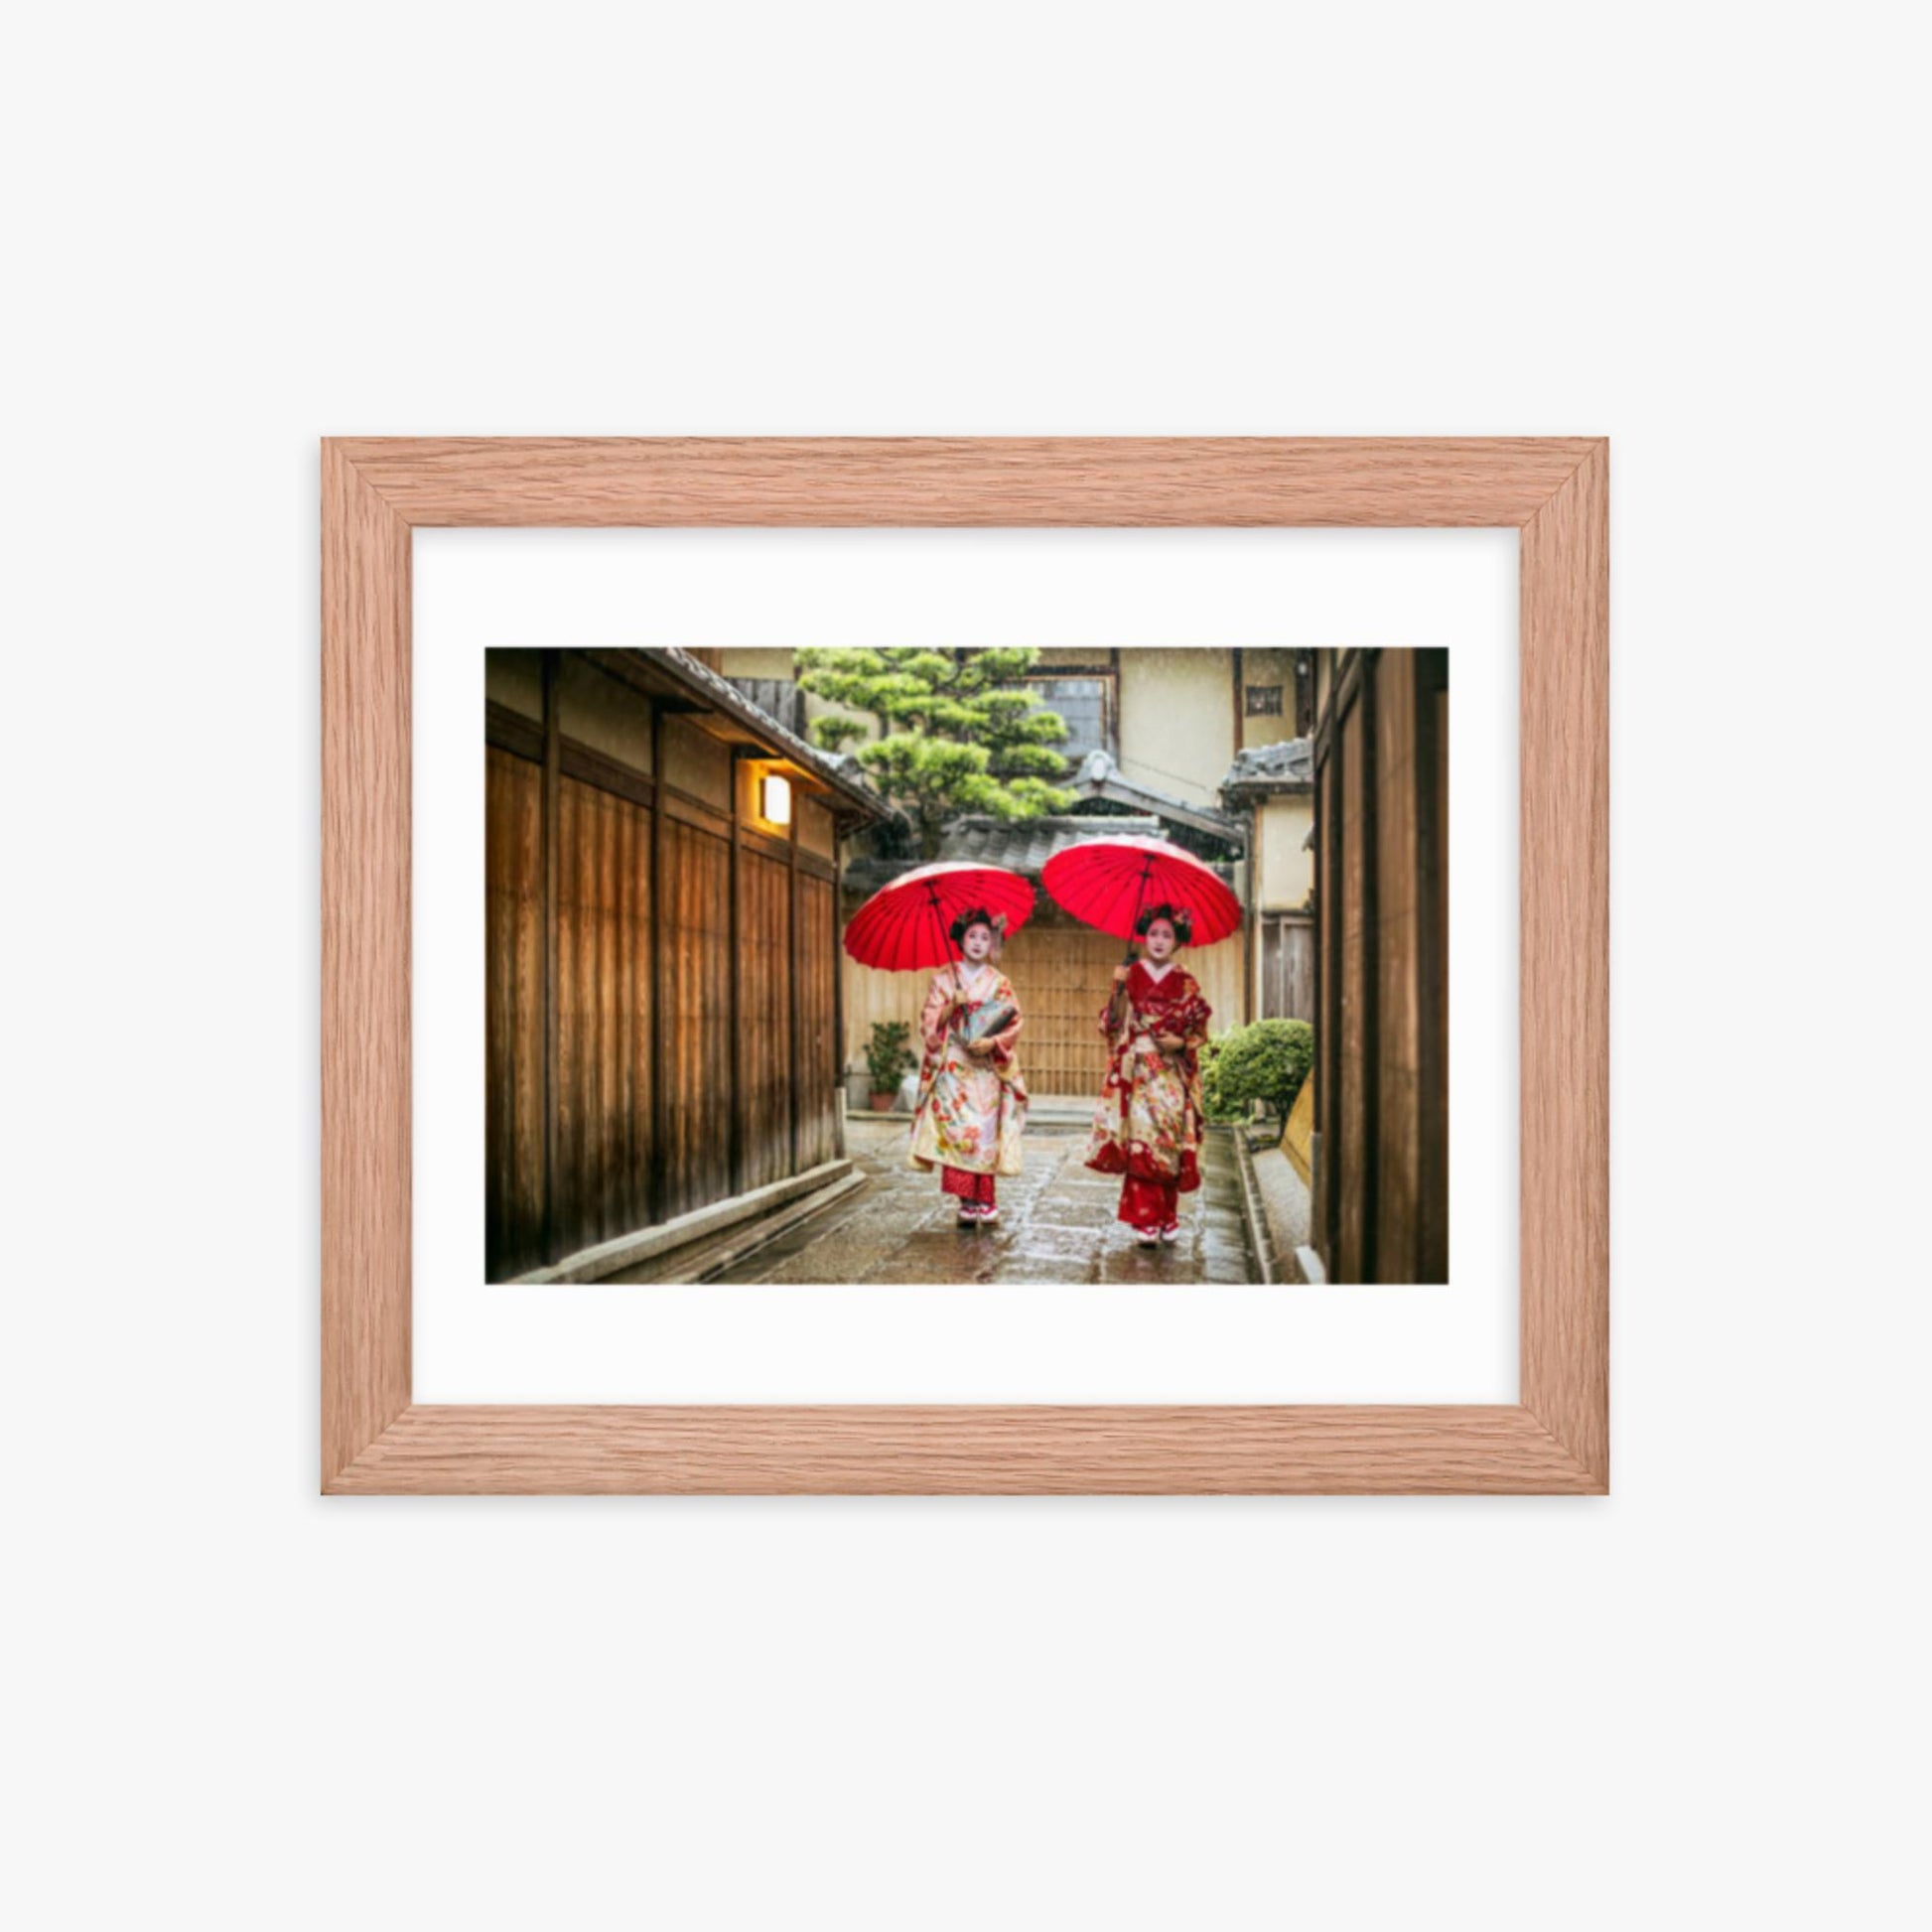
[949,905,1004,945]
[1135,901,1193,945]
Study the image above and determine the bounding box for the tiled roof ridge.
[1223,736,1313,777]
[648,646,888,818]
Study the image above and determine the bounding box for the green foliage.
[865,1020,918,1095]
[796,647,1076,854]
[1200,1019,1314,1123]
[811,714,870,753]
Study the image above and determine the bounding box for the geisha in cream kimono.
[908,909,1029,1224]
[1084,905,1212,1242]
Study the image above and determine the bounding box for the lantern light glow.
[760,772,793,826]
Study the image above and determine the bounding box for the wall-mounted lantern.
[760,771,793,827]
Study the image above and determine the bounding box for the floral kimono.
[909,961,1029,1210]
[1084,960,1212,1232]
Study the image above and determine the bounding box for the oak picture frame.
[322,437,1607,1494]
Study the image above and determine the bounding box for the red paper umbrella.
[1039,835,1242,952]
[843,862,1036,973]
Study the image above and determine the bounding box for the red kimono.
[1084,961,1212,1232]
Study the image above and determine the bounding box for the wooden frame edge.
[330,435,1600,528]
[1519,443,1610,1486]
[322,445,413,1486]
[324,1403,1603,1496]
[322,437,1608,1496]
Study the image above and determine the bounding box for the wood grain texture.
[483,748,545,1276]
[330,436,1599,529]
[1519,442,1610,1485]
[326,1404,1601,1496]
[321,445,412,1487]
[321,436,1609,1494]
[795,873,840,1170]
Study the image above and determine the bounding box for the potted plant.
[866,1020,917,1111]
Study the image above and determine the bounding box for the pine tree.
[796,647,1075,857]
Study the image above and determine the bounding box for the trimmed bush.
[866,1020,918,1096]
[1201,1019,1313,1123]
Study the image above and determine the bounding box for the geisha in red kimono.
[1084,904,1212,1245]
[908,908,1030,1225]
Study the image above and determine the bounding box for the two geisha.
[853,843,1224,1242]
[907,908,1030,1224]
[904,895,1213,1246]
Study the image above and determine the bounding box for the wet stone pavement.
[710,1114,1260,1285]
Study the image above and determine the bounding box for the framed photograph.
[324,438,1606,1493]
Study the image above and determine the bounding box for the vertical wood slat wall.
[1311,648,1449,1285]
[485,680,846,1280]
[663,819,734,1224]
[736,848,794,1194]
[1258,914,1314,1021]
[556,776,655,1256]
[794,876,840,1169]
[484,749,547,1277]
[1312,738,1340,1263]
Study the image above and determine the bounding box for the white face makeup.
[960,923,995,962]
[1142,918,1177,961]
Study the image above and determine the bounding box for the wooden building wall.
[1311,649,1449,1285]
[661,818,734,1223]
[795,874,841,1170]
[485,653,849,1281]
[554,774,656,1258]
[735,846,793,1196]
[484,749,547,1278]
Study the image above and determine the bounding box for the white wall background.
[7,5,1923,1928]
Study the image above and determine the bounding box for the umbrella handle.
[1105,942,1137,1030]
[1127,857,1157,965]
[1109,856,1154,1009]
